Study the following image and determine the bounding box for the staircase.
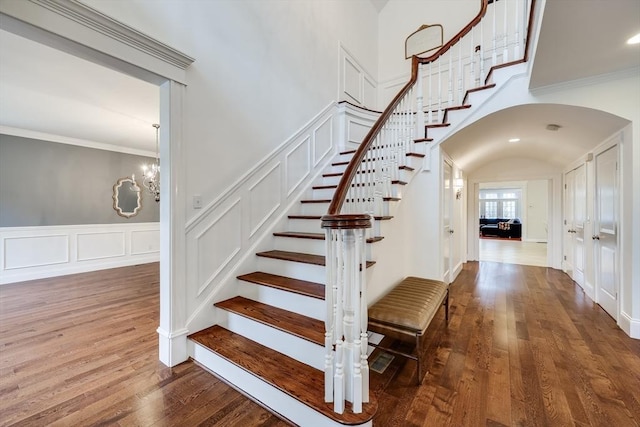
[187,82,495,424]
[188,0,535,424]
[188,149,426,426]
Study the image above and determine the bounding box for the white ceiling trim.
[0,125,156,158]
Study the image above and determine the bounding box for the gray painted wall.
[0,134,160,226]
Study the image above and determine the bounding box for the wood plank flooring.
[1,261,638,426]
[0,264,288,427]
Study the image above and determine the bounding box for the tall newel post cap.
[321,214,372,230]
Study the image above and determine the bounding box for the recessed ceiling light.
[508,138,520,143]
[546,124,561,131]
[627,33,640,45]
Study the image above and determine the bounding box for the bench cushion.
[368,276,447,334]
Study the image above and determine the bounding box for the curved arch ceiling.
[440,103,630,174]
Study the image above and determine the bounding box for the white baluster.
[448,51,453,106]
[437,56,442,122]
[416,63,425,140]
[514,0,521,59]
[351,230,363,413]
[503,0,509,63]
[324,229,334,403]
[492,0,497,66]
[428,61,433,124]
[333,229,344,414]
[457,43,463,105]
[470,27,476,87]
[359,227,369,404]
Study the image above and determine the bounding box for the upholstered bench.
[367,276,449,384]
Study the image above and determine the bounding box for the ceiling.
[0,0,638,170]
[0,28,159,154]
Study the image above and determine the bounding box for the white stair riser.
[312,188,337,200]
[322,175,342,186]
[258,256,327,283]
[221,311,325,370]
[191,344,372,427]
[274,236,375,260]
[274,236,326,256]
[238,281,325,321]
[300,202,330,216]
[288,218,324,233]
[327,163,348,174]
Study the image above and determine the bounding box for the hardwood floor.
[1,262,638,426]
[0,264,288,427]
[479,239,548,267]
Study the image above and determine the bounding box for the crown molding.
[30,0,194,69]
[0,125,156,158]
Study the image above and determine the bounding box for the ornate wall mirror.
[113,177,142,218]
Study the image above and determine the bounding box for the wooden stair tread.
[274,231,383,244]
[391,180,408,185]
[399,165,414,171]
[406,152,425,158]
[189,325,377,424]
[215,296,324,345]
[467,83,496,93]
[274,231,325,240]
[426,123,451,129]
[414,137,433,143]
[301,199,331,203]
[444,104,471,112]
[257,250,375,268]
[238,271,324,299]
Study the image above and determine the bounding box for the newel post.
[321,214,372,414]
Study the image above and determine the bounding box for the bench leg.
[444,290,450,324]
[416,334,422,385]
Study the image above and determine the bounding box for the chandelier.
[142,123,160,202]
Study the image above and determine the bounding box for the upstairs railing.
[322,0,535,415]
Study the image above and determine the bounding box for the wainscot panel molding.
[285,138,310,198]
[339,43,377,109]
[337,101,380,150]
[0,222,160,285]
[183,103,339,333]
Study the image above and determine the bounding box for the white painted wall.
[526,179,548,242]
[82,0,379,222]
[377,0,478,85]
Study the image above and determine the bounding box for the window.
[479,188,521,219]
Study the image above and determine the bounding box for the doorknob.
[449,230,455,234]
[592,235,600,240]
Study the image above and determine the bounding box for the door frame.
[0,3,194,366]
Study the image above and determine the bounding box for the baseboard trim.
[619,311,640,339]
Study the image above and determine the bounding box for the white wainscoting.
[0,222,160,285]
[184,103,339,332]
[339,44,377,109]
[337,101,380,151]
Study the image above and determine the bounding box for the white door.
[443,161,452,283]
[595,146,618,318]
[573,164,586,287]
[563,169,575,278]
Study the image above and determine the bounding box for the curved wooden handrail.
[326,0,489,216]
